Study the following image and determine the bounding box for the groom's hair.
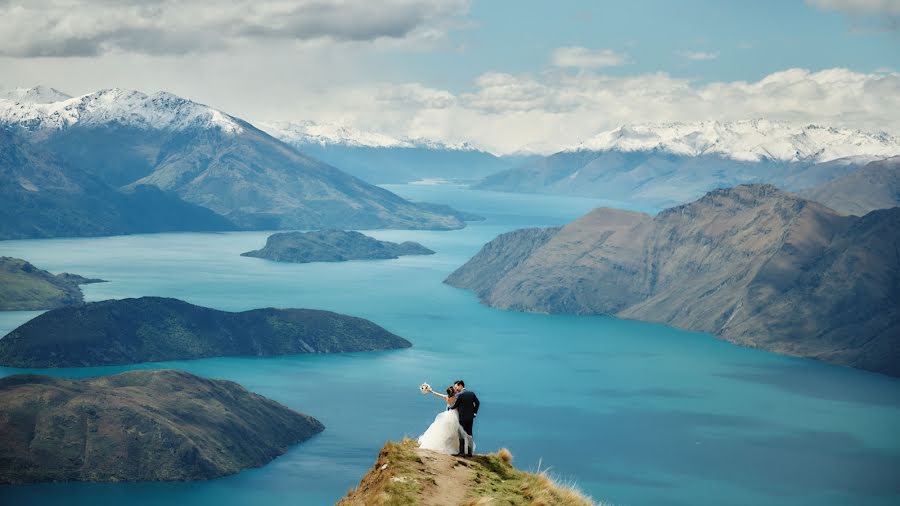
[454,380,465,388]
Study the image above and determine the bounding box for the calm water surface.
[1,185,898,506]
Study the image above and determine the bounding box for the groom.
[451,380,479,457]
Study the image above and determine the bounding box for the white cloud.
[678,51,719,61]
[807,0,900,15]
[0,0,470,57]
[551,47,627,69]
[298,67,900,154]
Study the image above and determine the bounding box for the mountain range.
[476,120,900,207]
[0,87,470,237]
[260,120,530,184]
[0,127,236,239]
[447,184,900,377]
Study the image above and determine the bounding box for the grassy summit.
[0,256,105,310]
[339,439,594,506]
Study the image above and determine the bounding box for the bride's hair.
[446,386,455,397]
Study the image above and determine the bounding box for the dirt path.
[415,448,475,506]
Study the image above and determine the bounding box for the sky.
[1,0,898,154]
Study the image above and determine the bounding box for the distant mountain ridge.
[0,87,469,232]
[477,120,899,207]
[0,88,243,134]
[800,156,900,215]
[447,184,900,377]
[260,120,477,151]
[0,128,237,239]
[261,120,521,184]
[568,120,899,163]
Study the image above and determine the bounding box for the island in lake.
[0,296,411,367]
[0,369,324,484]
[0,256,105,310]
[447,184,900,377]
[241,229,435,263]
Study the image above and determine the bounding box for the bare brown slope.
[801,156,900,216]
[447,184,900,376]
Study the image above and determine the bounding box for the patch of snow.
[0,87,244,134]
[2,86,72,104]
[259,120,478,151]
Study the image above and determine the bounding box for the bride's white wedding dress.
[418,409,464,454]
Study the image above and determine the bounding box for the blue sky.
[1,0,898,153]
[386,0,898,90]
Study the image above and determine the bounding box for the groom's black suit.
[452,389,479,456]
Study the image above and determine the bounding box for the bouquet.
[419,382,431,394]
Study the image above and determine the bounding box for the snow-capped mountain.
[570,120,900,163]
[479,119,900,207]
[0,87,244,134]
[1,86,470,232]
[259,120,477,151]
[259,120,514,184]
[2,85,72,104]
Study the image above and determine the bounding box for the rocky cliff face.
[0,257,104,310]
[801,156,900,215]
[0,369,324,484]
[241,230,434,263]
[447,185,900,376]
[444,226,561,300]
[0,296,411,367]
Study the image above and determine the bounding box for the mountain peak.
[569,119,900,163]
[2,86,72,104]
[0,87,244,134]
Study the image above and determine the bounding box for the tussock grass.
[339,438,425,506]
[465,450,594,506]
[339,440,597,506]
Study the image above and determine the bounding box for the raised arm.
[429,389,448,400]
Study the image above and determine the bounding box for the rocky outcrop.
[241,230,434,264]
[0,369,324,484]
[338,440,593,506]
[447,184,900,376]
[0,296,411,367]
[0,257,105,310]
[801,156,900,215]
[444,226,561,300]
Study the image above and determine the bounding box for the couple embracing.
[418,380,480,457]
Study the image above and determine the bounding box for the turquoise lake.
[1,184,899,506]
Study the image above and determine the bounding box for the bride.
[418,386,467,454]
